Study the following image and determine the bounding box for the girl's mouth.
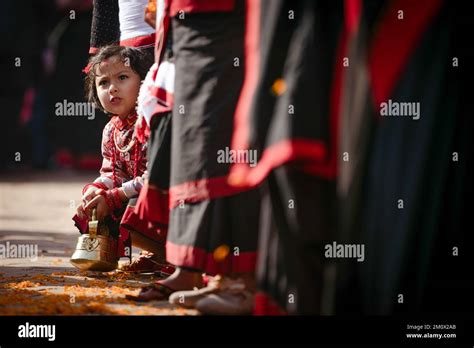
[110,97,122,105]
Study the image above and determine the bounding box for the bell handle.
[88,207,98,239]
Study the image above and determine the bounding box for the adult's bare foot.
[127,267,204,302]
[159,267,204,291]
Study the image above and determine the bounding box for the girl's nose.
[108,83,118,94]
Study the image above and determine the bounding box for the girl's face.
[94,55,141,119]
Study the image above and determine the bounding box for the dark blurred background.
[0,0,107,173]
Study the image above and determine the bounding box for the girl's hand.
[84,195,111,220]
[76,202,87,220]
[82,186,100,205]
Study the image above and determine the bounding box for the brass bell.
[70,208,118,272]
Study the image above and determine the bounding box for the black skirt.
[229,0,342,314]
[165,0,259,275]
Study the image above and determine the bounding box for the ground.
[0,170,197,315]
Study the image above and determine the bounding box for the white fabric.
[93,176,114,190]
[156,0,165,30]
[136,61,175,126]
[119,0,155,41]
[122,179,139,198]
[137,63,158,126]
[155,61,175,93]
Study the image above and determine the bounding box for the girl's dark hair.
[85,45,153,113]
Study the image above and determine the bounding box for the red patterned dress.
[73,113,166,260]
[94,114,147,196]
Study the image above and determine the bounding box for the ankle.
[174,267,204,288]
[150,252,166,264]
[231,273,256,292]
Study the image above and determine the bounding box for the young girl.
[73,45,170,274]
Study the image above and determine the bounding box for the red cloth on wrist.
[95,189,121,221]
[109,188,123,210]
[82,182,108,195]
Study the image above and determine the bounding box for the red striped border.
[120,33,156,49]
[166,240,257,275]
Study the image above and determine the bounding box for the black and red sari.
[335,0,474,314]
[230,0,472,316]
[229,0,344,314]
[137,1,259,274]
[135,0,260,275]
[161,0,260,275]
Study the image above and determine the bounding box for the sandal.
[126,281,176,302]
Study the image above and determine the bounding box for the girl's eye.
[119,74,128,80]
[98,80,108,86]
